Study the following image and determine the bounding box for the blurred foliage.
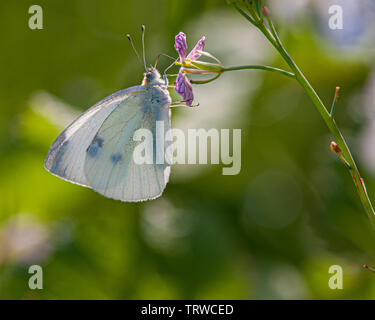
[1,0,375,299]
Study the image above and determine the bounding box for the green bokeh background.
[1,0,375,299]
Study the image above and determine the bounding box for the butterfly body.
[45,68,172,202]
[141,70,171,113]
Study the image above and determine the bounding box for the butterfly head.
[142,67,165,86]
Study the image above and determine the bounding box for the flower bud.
[330,141,342,154]
[262,6,270,17]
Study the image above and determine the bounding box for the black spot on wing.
[111,153,122,164]
[95,137,104,147]
[86,136,104,158]
[87,145,98,157]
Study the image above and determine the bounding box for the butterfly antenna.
[126,34,144,68]
[154,53,176,68]
[164,57,179,75]
[141,25,147,71]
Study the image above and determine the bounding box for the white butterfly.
[45,28,174,202]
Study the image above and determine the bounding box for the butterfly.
[45,27,178,202]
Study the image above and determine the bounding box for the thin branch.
[230,2,375,227]
[222,65,295,78]
[364,264,375,273]
[231,2,260,28]
[330,86,340,116]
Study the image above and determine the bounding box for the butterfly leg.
[163,59,179,85]
[170,101,199,108]
[164,74,178,88]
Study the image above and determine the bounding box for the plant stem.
[222,65,295,78]
[364,264,375,273]
[232,2,375,227]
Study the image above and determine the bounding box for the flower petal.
[175,70,194,106]
[174,32,188,61]
[187,36,205,61]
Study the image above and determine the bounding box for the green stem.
[232,2,259,28]
[222,65,295,78]
[190,73,221,84]
[232,2,375,227]
[364,264,375,273]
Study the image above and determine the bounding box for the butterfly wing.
[44,86,144,187]
[83,90,171,202]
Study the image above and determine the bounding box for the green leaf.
[254,0,262,18]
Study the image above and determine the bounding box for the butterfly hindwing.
[44,86,144,186]
[83,90,171,202]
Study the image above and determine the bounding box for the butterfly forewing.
[83,90,171,202]
[44,86,145,187]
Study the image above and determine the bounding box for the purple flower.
[175,32,188,61]
[175,72,194,106]
[187,36,205,61]
[174,32,206,106]
[175,32,205,63]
